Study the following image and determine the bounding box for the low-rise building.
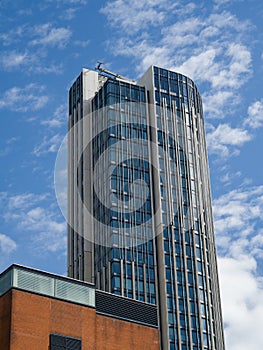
[0,264,159,350]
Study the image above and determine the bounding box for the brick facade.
[0,289,159,350]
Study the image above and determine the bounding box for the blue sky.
[0,0,262,348]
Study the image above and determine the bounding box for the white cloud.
[0,22,69,72]
[16,8,33,16]
[213,0,243,7]
[60,8,78,20]
[172,43,251,117]
[0,84,49,112]
[102,3,253,119]
[0,233,17,254]
[1,50,34,69]
[210,43,251,89]
[213,0,231,5]
[2,192,66,253]
[213,185,263,254]
[161,17,203,49]
[33,133,63,156]
[6,137,19,145]
[101,0,175,34]
[218,255,263,350]
[202,90,238,117]
[2,53,63,74]
[30,23,72,48]
[74,39,90,47]
[0,137,20,157]
[172,48,219,80]
[5,193,49,215]
[244,99,263,129]
[219,170,242,185]
[207,123,251,157]
[68,0,87,3]
[251,232,263,260]
[41,104,67,128]
[33,61,64,75]
[32,104,66,165]
[25,206,65,234]
[50,0,87,4]
[213,185,263,349]
[0,25,26,46]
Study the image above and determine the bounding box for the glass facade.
[152,66,221,349]
[91,79,156,304]
[68,66,225,350]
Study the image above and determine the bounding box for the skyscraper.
[68,65,225,350]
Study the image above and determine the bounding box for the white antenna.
[95,62,135,83]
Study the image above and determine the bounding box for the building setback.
[68,65,225,349]
[0,264,159,350]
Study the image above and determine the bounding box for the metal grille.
[50,334,81,350]
[95,290,158,327]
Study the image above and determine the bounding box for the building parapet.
[0,264,158,328]
[0,264,96,307]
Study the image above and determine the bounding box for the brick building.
[0,264,159,350]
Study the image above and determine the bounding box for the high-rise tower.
[68,65,225,350]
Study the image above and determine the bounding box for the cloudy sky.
[0,0,262,348]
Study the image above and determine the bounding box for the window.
[112,261,120,274]
[126,263,132,276]
[192,330,198,344]
[167,296,173,310]
[138,280,144,293]
[50,334,81,350]
[178,284,183,297]
[160,76,168,90]
[168,312,174,325]
[197,261,203,273]
[170,343,175,350]
[190,300,196,313]
[138,265,144,279]
[164,240,170,252]
[178,298,185,312]
[180,328,186,342]
[188,272,193,284]
[166,282,172,294]
[180,313,186,327]
[165,254,170,266]
[191,315,198,328]
[112,276,120,289]
[169,327,175,340]
[126,278,132,291]
[166,268,171,280]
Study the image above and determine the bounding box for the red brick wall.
[1,289,159,350]
[0,291,12,350]
[95,314,160,350]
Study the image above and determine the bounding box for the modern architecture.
[68,65,225,350]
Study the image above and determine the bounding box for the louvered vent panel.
[95,290,158,327]
[55,279,95,306]
[0,265,95,308]
[0,269,12,296]
[15,269,54,296]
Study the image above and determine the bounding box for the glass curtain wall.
[92,79,156,304]
[68,66,225,350]
[153,66,223,350]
